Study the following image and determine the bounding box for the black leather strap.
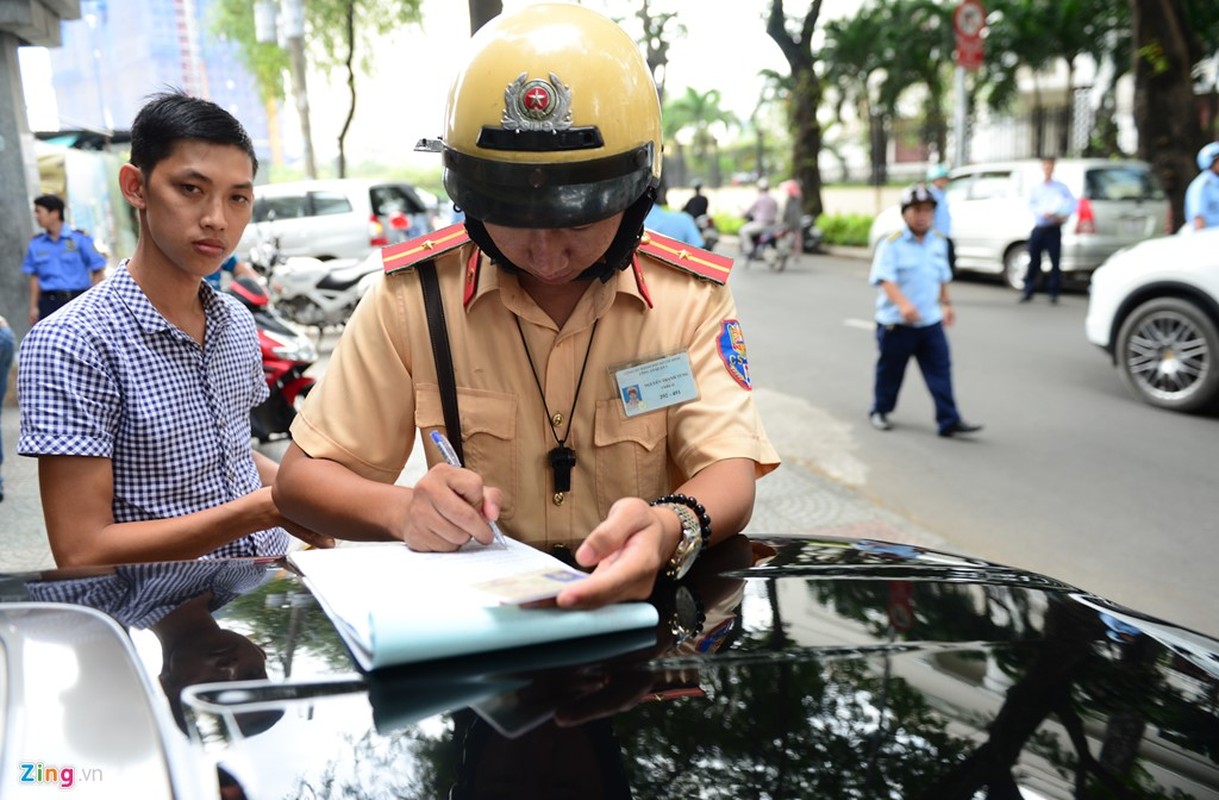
[418,262,463,463]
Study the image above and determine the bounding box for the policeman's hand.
[899,301,920,324]
[28,307,39,326]
[397,463,503,552]
[556,497,672,610]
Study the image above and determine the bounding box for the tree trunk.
[1130,0,1204,229]
[467,0,502,34]
[767,0,825,219]
[336,4,357,179]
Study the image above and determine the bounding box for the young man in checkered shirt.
[18,92,333,567]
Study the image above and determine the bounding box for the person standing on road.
[22,194,108,324]
[868,184,982,438]
[1021,156,1076,304]
[0,315,13,502]
[738,178,778,258]
[645,201,704,246]
[1184,143,1219,231]
[925,164,956,275]
[17,91,332,568]
[682,179,709,219]
[273,4,779,611]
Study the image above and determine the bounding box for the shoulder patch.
[381,223,471,274]
[887,230,902,242]
[638,230,733,285]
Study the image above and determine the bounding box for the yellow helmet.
[442,4,662,229]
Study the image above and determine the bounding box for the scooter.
[695,214,720,251]
[225,277,318,443]
[800,214,825,254]
[267,251,382,336]
[743,224,796,272]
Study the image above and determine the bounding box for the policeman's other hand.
[900,302,920,324]
[556,497,669,610]
[398,463,503,552]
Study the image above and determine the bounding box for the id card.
[613,352,699,418]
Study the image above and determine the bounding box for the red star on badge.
[524,87,550,112]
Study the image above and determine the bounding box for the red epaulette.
[381,223,472,275]
[637,229,733,285]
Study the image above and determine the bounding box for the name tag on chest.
[613,352,699,418]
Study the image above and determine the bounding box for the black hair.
[129,89,258,177]
[34,194,65,220]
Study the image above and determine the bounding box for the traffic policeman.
[274,4,779,611]
[868,184,982,438]
[1185,143,1219,230]
[22,194,107,324]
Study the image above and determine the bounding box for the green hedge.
[815,213,873,247]
[713,211,874,247]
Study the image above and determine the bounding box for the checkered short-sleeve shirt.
[17,263,288,558]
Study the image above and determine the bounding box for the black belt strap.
[418,261,463,463]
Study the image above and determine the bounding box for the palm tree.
[664,88,739,188]
[823,0,896,183]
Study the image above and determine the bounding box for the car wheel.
[1003,245,1029,291]
[1115,297,1219,412]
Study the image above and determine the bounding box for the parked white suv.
[237,178,432,262]
[868,159,1169,289]
[1085,228,1219,412]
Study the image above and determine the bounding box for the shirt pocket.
[593,399,668,518]
[415,386,518,518]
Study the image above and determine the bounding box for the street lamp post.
[254,0,316,178]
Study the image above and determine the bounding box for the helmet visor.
[444,145,656,229]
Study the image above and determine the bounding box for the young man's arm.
[39,455,333,567]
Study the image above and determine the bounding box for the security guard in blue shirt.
[868,184,982,438]
[22,194,107,324]
[1185,143,1219,231]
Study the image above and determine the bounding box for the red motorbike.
[225,277,318,442]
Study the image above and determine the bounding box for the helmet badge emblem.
[502,72,573,132]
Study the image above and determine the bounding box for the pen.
[430,429,509,548]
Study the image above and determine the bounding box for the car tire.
[1115,297,1219,412]
[1003,244,1030,291]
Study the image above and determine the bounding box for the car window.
[968,172,1015,200]
[308,191,354,216]
[254,195,307,222]
[1084,167,1166,201]
[945,176,970,205]
[371,185,427,216]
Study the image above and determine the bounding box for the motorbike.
[267,252,382,336]
[225,276,318,443]
[695,214,720,251]
[743,224,797,272]
[800,214,825,254]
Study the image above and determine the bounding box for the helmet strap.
[464,185,658,284]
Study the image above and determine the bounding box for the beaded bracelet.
[649,493,711,549]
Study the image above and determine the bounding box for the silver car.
[237,178,432,262]
[868,159,1169,289]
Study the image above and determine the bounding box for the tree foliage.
[208,0,423,176]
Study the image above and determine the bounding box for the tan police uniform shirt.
[291,244,780,549]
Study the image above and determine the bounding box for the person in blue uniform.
[1021,157,1076,304]
[925,164,955,275]
[644,202,704,246]
[1184,143,1219,231]
[868,184,982,438]
[22,194,108,324]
